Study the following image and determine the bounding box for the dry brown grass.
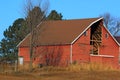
[38,63,116,72]
[66,63,116,72]
[0,63,120,80]
[18,63,41,72]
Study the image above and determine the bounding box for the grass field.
[0,63,120,80]
[0,70,120,80]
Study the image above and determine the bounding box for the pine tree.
[0,18,25,63]
[47,10,63,20]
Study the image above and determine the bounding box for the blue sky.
[0,0,120,40]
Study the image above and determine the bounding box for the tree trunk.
[29,32,33,71]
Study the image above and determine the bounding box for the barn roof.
[17,17,103,47]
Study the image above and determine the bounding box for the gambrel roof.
[18,18,104,47]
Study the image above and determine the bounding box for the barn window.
[105,33,109,38]
[83,31,87,36]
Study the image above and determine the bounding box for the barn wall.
[34,45,71,66]
[18,45,70,66]
[90,55,102,63]
[90,55,114,65]
[99,26,119,67]
[18,47,30,62]
[72,29,91,63]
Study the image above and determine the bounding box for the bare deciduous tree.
[113,20,120,36]
[23,0,49,71]
[100,13,120,36]
[100,13,114,29]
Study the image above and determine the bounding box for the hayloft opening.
[90,21,102,55]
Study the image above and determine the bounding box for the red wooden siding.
[90,55,114,65]
[72,29,91,63]
[18,45,71,66]
[18,47,30,62]
[99,26,119,67]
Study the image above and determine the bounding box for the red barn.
[17,18,120,68]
